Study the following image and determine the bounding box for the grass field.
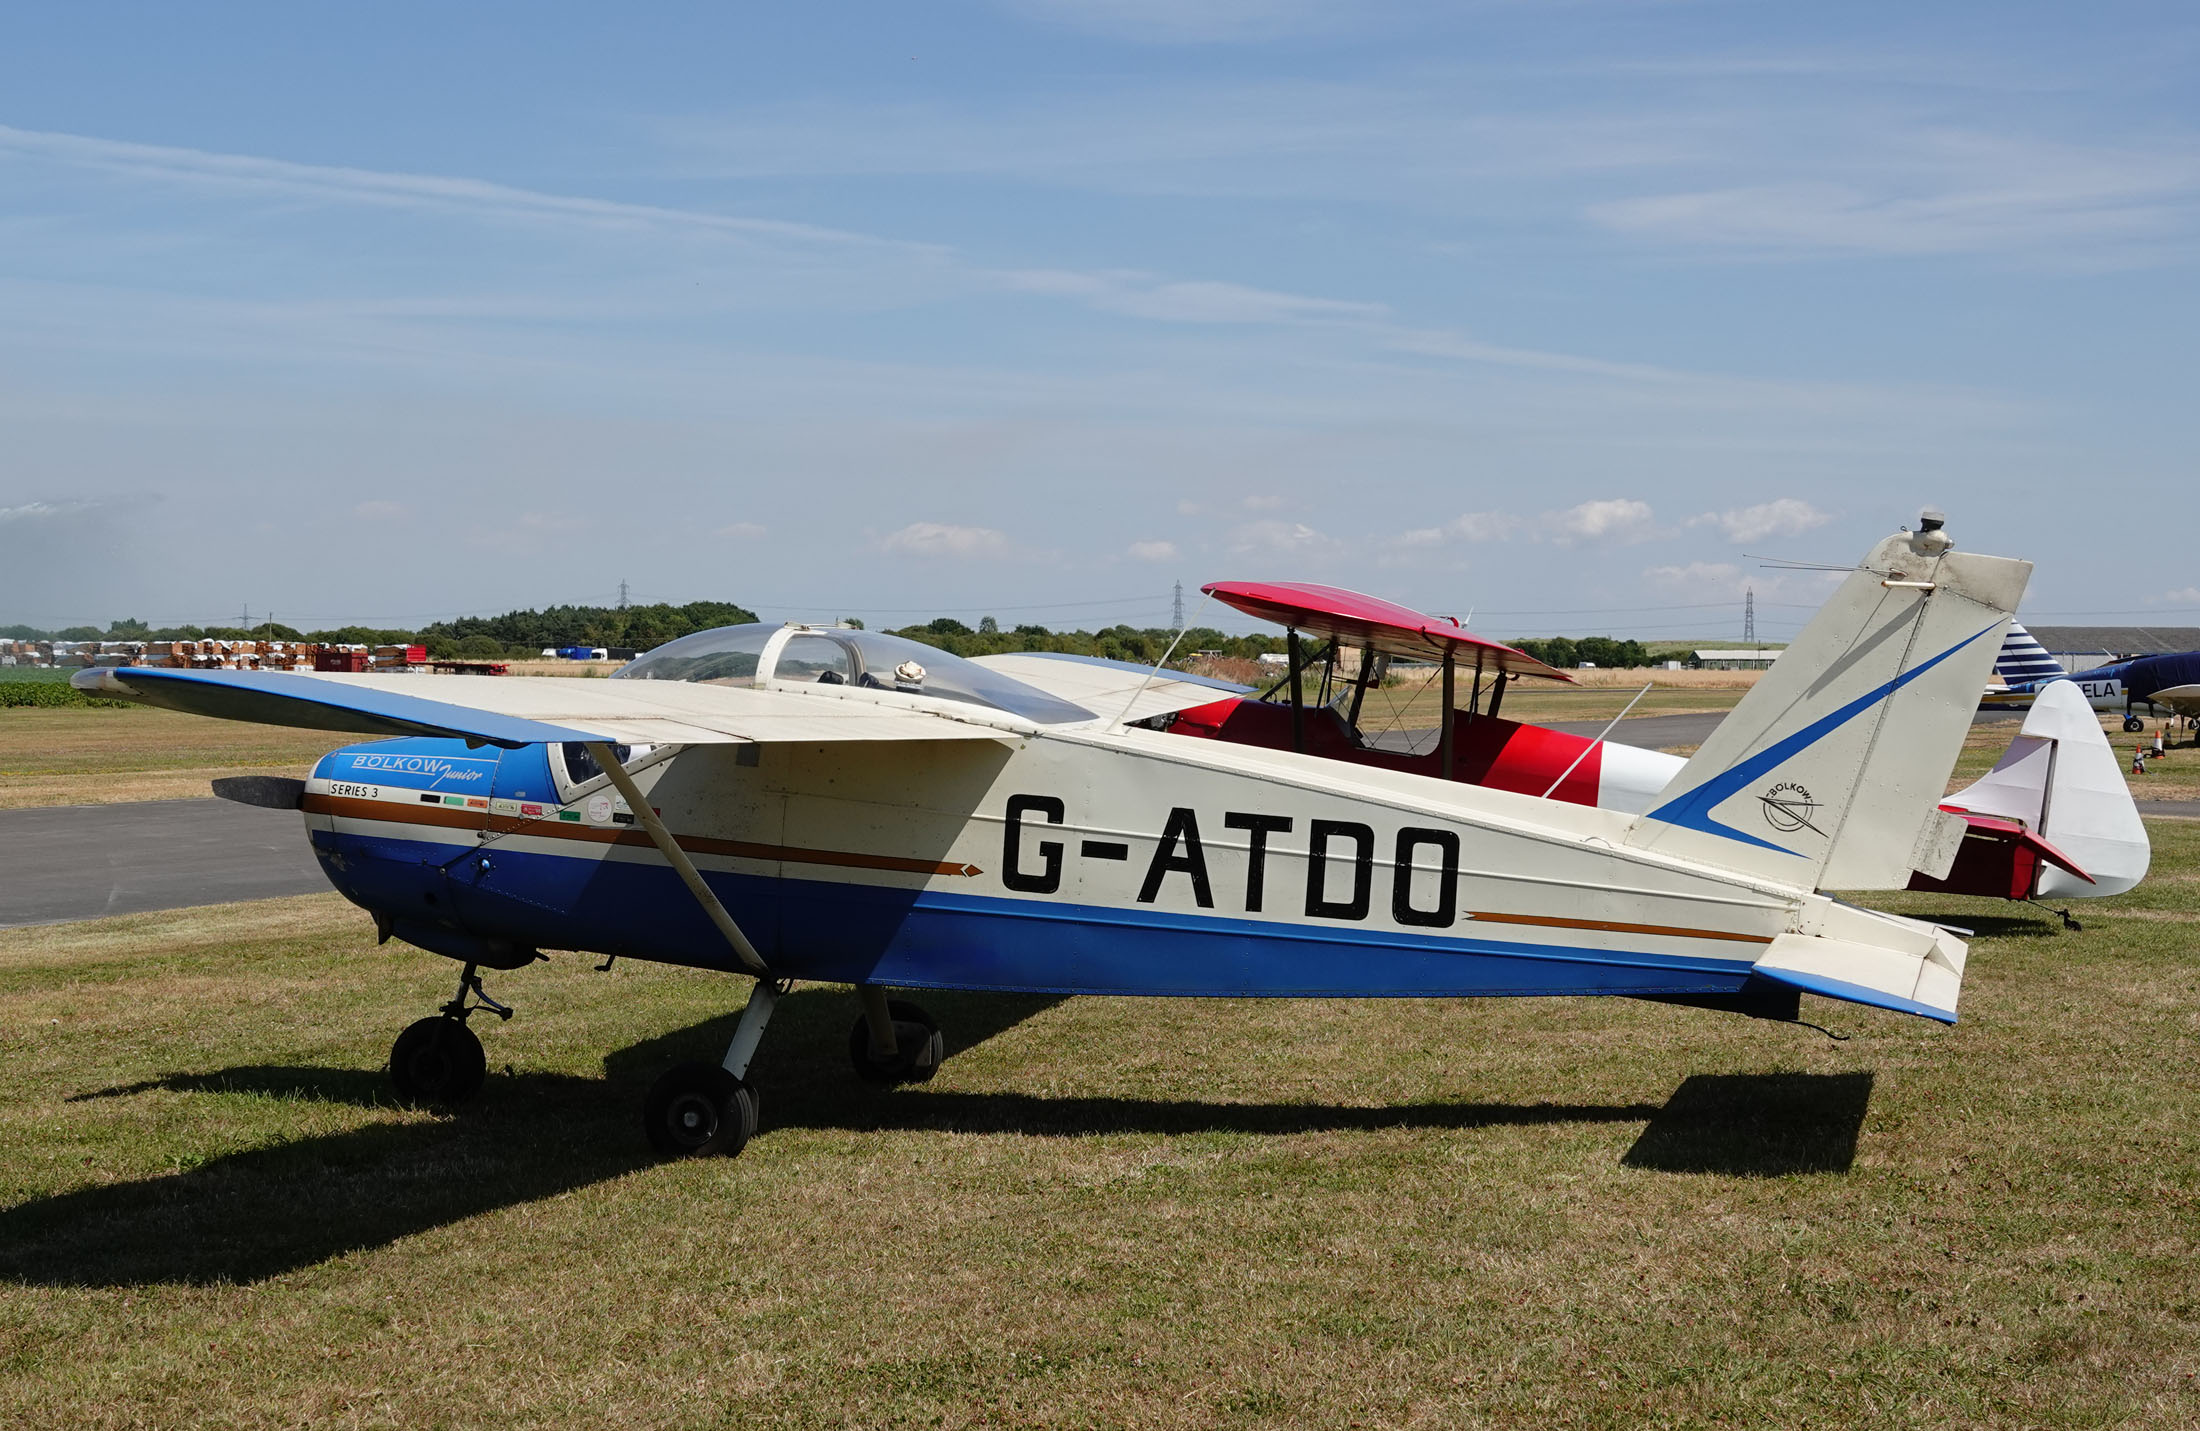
[0,706,339,810]
[7,691,2197,813]
[3,822,2198,1427]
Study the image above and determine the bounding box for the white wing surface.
[970,653,1247,726]
[74,667,1023,748]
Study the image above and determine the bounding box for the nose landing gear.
[389,962,511,1106]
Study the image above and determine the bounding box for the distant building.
[1693,649,1780,671]
[2025,626,2200,663]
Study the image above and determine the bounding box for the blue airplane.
[1986,622,2200,732]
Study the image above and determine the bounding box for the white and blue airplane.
[1985,622,2200,732]
[81,517,2033,1157]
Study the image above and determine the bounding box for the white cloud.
[1687,498,1830,544]
[1240,493,1287,511]
[2152,586,2200,606]
[1395,510,1525,548]
[716,521,767,540]
[1645,561,1747,596]
[0,500,72,524]
[1227,519,1331,556]
[1549,498,1655,545]
[880,521,1010,557]
[1126,539,1179,562]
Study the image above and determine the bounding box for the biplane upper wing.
[71,666,1022,749]
[968,652,1251,725]
[1201,580,1572,681]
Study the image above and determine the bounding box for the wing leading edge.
[73,666,1020,748]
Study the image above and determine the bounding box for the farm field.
[3,821,2198,1427]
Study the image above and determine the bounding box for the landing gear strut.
[390,962,510,1105]
[847,987,943,1085]
[643,979,781,1158]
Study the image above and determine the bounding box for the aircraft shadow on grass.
[7,987,1873,1288]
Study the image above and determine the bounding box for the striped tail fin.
[1993,621,2064,688]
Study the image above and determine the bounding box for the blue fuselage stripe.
[312,829,1760,999]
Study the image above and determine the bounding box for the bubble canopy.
[614,624,1097,726]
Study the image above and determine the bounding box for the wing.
[969,652,1249,725]
[2148,683,2200,717]
[1202,580,1571,681]
[72,666,1022,748]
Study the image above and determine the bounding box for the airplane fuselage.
[2005,651,2200,717]
[302,726,1848,1002]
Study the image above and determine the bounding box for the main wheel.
[2124,716,2145,732]
[643,1062,758,1157]
[848,1000,944,1085]
[390,1016,486,1105]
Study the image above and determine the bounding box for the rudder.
[1627,520,2031,891]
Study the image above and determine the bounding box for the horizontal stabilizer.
[1752,927,1967,1024]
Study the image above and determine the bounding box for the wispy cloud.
[1397,510,1524,547]
[717,522,768,540]
[1004,269,1385,324]
[1687,498,1829,544]
[1550,498,1656,545]
[1645,560,1747,596]
[0,124,917,254]
[1126,538,1179,561]
[996,0,1363,45]
[1227,519,1334,557]
[880,521,1011,557]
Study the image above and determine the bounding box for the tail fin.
[1991,620,2064,688]
[1627,524,2031,890]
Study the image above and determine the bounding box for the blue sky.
[2,0,2195,640]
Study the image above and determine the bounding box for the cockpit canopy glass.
[614,623,1096,725]
[612,623,773,686]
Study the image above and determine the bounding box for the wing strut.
[587,742,771,978]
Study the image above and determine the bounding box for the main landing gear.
[389,962,511,1106]
[846,986,943,1086]
[639,982,944,1158]
[2124,713,2145,733]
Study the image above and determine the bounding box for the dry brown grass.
[3,822,2199,1428]
[0,707,340,810]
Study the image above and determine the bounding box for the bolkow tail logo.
[1758,781,1824,837]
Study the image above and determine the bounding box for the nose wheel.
[388,961,509,1106]
[390,1016,487,1105]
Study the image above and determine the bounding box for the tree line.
[7,606,1668,669]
